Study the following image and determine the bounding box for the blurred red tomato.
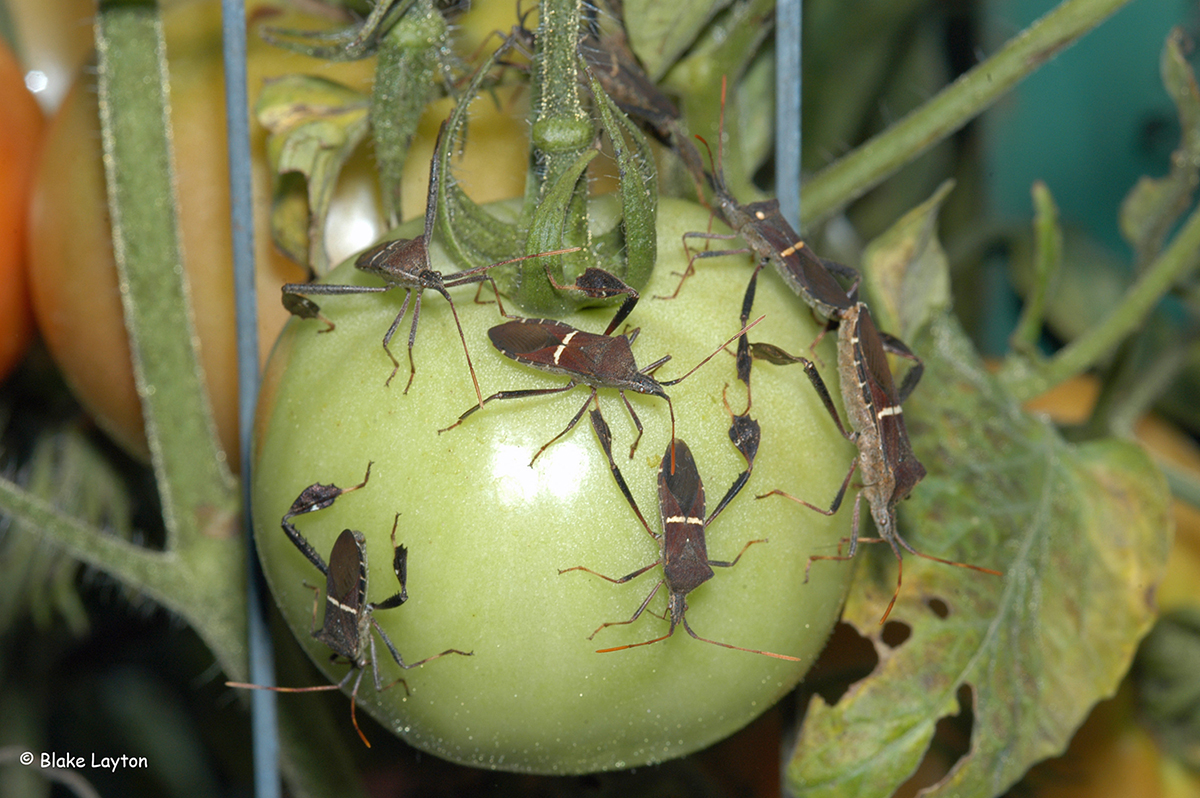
[0,39,41,383]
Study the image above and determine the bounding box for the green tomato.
[253,196,854,773]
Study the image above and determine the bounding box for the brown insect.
[226,464,471,746]
[440,299,762,470]
[281,120,579,405]
[755,302,1000,623]
[560,407,799,660]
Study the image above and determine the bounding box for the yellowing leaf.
[786,312,1171,797]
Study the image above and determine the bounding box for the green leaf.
[589,69,658,292]
[371,0,448,226]
[257,75,370,276]
[624,0,728,80]
[859,180,954,338]
[1119,27,1200,266]
[785,311,1171,797]
[434,25,661,316]
[435,37,524,279]
[520,147,599,313]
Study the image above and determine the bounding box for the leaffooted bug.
[683,183,861,323]
[226,463,472,747]
[438,305,763,470]
[669,79,859,337]
[281,120,580,406]
[754,302,1000,623]
[559,409,799,660]
[712,384,761,522]
[540,265,641,336]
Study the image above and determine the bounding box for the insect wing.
[489,319,621,380]
[658,439,713,594]
[488,318,566,357]
[855,307,925,502]
[740,199,855,316]
[354,237,427,286]
[316,529,369,660]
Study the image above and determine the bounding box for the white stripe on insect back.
[779,240,806,258]
[552,331,578,365]
[877,405,903,419]
[327,596,356,613]
[663,515,704,526]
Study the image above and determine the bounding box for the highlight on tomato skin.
[0,37,42,384]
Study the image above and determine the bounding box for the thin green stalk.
[1001,197,1200,401]
[372,0,445,228]
[0,0,252,680]
[1009,182,1061,354]
[95,2,236,538]
[0,477,170,602]
[530,0,592,193]
[801,0,1135,227]
[519,0,593,308]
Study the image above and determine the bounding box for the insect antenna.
[226,668,380,748]
[680,617,802,661]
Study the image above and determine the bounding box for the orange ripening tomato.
[26,0,530,470]
[26,0,377,468]
[0,38,42,383]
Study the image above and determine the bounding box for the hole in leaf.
[880,620,911,648]
[796,622,879,709]
[928,597,950,618]
[895,684,976,798]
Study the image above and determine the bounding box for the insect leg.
[438,382,581,434]
[588,580,666,641]
[707,538,767,569]
[370,514,408,611]
[589,403,657,538]
[379,289,414,388]
[758,455,859,520]
[529,390,596,466]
